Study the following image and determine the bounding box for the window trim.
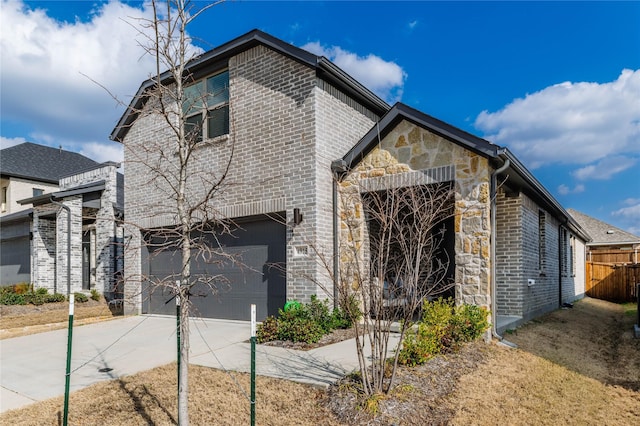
[183,69,230,143]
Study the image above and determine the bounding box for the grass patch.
[621,302,637,317]
[0,364,341,426]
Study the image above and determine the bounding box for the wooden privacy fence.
[588,250,637,264]
[586,262,640,302]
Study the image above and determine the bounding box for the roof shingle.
[0,142,99,183]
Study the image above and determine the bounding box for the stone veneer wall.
[339,119,492,310]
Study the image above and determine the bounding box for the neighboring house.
[0,143,124,299]
[111,29,588,330]
[568,209,640,264]
[1,142,99,215]
[568,209,639,302]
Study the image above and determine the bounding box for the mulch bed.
[259,327,358,350]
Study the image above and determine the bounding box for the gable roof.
[568,209,640,246]
[334,102,590,242]
[0,142,99,184]
[110,29,390,142]
[339,102,501,170]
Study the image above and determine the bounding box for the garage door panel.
[143,216,285,320]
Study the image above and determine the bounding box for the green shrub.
[451,304,489,343]
[398,298,489,366]
[26,293,46,305]
[256,316,279,343]
[90,289,101,301]
[277,315,325,343]
[256,295,357,344]
[73,292,89,303]
[35,287,49,295]
[0,289,26,305]
[46,293,66,303]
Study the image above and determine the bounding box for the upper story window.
[33,188,44,197]
[183,70,229,142]
[1,186,7,212]
[538,210,546,274]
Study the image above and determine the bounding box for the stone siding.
[339,120,492,310]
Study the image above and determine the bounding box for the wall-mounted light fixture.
[293,208,303,226]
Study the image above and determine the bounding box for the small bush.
[90,289,101,301]
[73,292,89,303]
[277,315,325,343]
[256,295,356,344]
[0,289,26,305]
[256,316,279,343]
[398,298,489,366]
[13,282,32,295]
[46,293,66,303]
[35,287,49,295]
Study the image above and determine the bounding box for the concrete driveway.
[1,315,392,413]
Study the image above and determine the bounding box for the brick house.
[1,143,124,298]
[112,30,588,329]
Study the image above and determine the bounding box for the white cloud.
[0,136,27,149]
[80,142,124,165]
[572,156,637,180]
[612,202,640,236]
[301,41,406,103]
[557,183,585,195]
[475,69,640,170]
[0,0,201,155]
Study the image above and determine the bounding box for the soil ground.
[1,297,638,425]
[0,298,122,339]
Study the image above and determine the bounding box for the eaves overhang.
[110,29,389,142]
[498,149,590,242]
[18,181,106,207]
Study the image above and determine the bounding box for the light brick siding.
[495,188,583,320]
[495,188,523,316]
[122,44,377,313]
[29,164,121,296]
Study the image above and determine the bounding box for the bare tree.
[298,172,456,396]
[118,1,229,424]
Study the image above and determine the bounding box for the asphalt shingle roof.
[0,142,99,183]
[567,209,640,246]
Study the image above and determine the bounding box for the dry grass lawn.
[1,297,638,425]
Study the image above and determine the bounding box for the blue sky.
[1,1,639,234]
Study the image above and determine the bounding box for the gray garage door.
[142,216,286,321]
[0,237,31,286]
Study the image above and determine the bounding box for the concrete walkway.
[0,315,399,413]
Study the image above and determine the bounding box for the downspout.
[331,159,348,308]
[51,197,71,297]
[490,156,510,341]
[332,178,339,307]
[558,223,565,308]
